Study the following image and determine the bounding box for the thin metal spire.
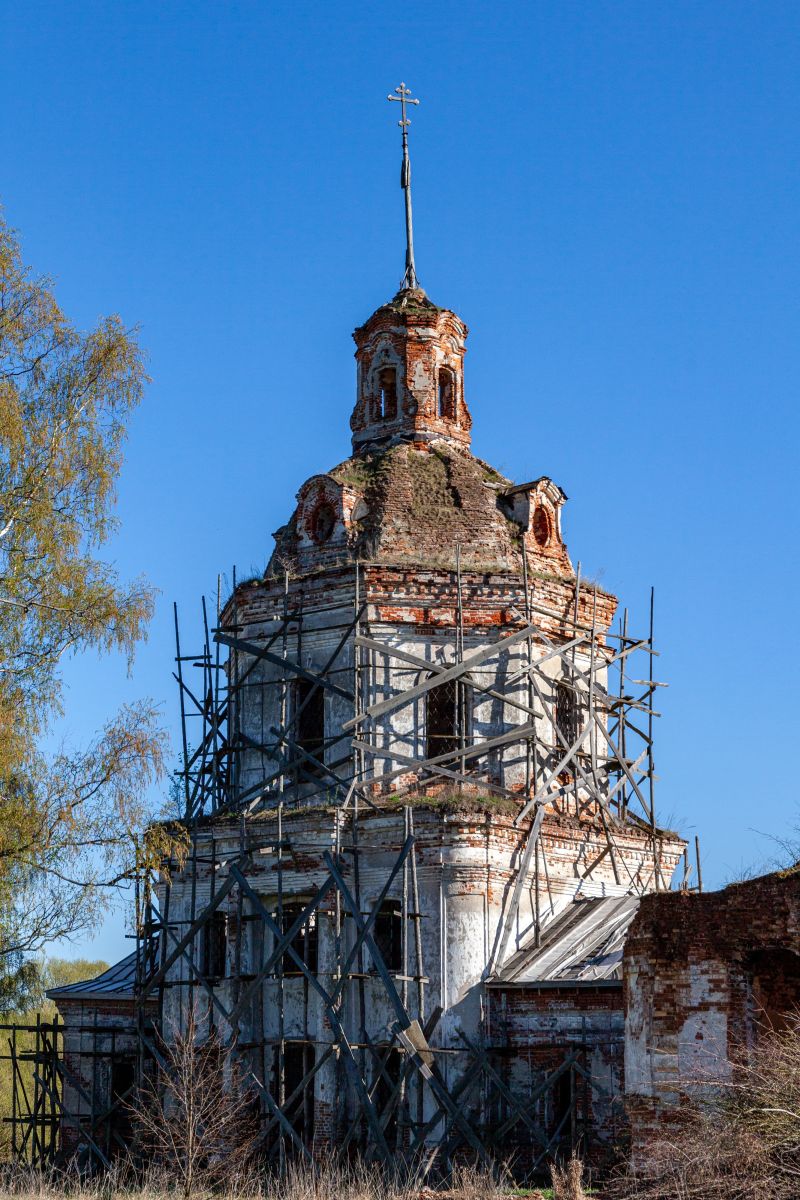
[388,82,420,290]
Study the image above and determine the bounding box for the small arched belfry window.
[378,367,397,421]
[437,368,455,420]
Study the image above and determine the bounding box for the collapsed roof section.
[489,895,641,987]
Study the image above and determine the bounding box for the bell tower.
[350,288,471,453]
[349,83,472,454]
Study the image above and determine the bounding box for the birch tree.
[0,212,168,991]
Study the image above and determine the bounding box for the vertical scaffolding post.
[648,586,660,889]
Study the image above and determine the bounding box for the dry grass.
[549,1156,587,1200]
[0,1160,512,1200]
[612,1017,800,1200]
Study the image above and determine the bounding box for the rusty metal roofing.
[488,895,640,987]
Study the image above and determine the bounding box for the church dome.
[267,438,573,579]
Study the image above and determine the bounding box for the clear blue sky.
[2,1,798,963]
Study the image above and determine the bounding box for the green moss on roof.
[385,287,443,315]
[407,448,459,519]
[329,457,380,490]
[215,789,521,826]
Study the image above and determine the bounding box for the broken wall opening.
[746,947,800,1036]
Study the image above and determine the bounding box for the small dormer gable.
[295,475,347,551]
[268,472,371,577]
[499,476,573,576]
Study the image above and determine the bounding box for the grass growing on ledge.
[383,789,520,819]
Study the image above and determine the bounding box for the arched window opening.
[310,502,336,544]
[426,679,470,761]
[555,681,579,747]
[532,505,551,547]
[374,899,403,972]
[437,368,455,419]
[294,678,325,776]
[378,367,398,420]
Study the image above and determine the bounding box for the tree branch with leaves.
[0,211,173,993]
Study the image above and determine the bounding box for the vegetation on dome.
[328,456,381,490]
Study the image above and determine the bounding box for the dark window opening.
[310,502,336,544]
[550,1066,573,1141]
[426,679,470,760]
[201,911,227,979]
[555,682,579,748]
[437,368,455,420]
[532,505,551,547]
[109,1060,136,1156]
[294,678,325,777]
[378,367,397,421]
[111,1059,135,1104]
[374,899,403,973]
[372,1047,403,1146]
[280,1043,316,1145]
[280,901,318,975]
[746,948,800,1037]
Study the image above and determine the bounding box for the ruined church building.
[33,86,800,1180]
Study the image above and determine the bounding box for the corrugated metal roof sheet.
[47,948,149,1002]
[488,895,640,986]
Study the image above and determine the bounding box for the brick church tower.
[271,283,573,583]
[50,87,687,1176]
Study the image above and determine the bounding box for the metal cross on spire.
[388,82,420,291]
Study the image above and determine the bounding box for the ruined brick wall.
[623,871,800,1160]
[488,984,626,1167]
[55,997,152,1157]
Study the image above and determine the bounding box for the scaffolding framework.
[4,555,698,1178]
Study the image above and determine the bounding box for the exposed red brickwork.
[350,288,471,453]
[233,562,616,647]
[623,871,800,1162]
[488,984,626,1168]
[262,287,582,580]
[267,446,582,580]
